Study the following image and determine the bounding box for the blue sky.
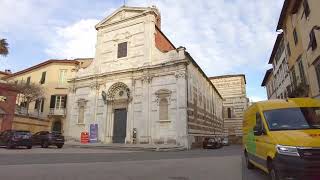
[0,0,284,101]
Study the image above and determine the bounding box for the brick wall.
[0,83,18,131]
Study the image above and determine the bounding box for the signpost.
[89,124,98,143]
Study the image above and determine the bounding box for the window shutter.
[41,98,45,112]
[50,95,56,108]
[40,71,46,84]
[64,95,67,108]
[309,29,317,51]
[316,63,320,90]
[26,77,31,85]
[293,28,298,45]
[34,99,39,109]
[303,0,310,17]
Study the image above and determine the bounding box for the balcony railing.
[15,106,47,120]
[15,106,28,115]
[49,108,66,116]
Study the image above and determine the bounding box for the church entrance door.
[112,108,127,143]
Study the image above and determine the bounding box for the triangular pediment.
[95,6,159,29]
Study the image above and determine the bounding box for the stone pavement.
[64,141,186,151]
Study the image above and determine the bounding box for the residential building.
[210,74,249,144]
[0,70,11,80]
[261,68,277,99]
[276,0,320,98]
[3,59,92,133]
[66,6,224,149]
[268,33,291,99]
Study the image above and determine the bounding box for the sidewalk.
[64,141,187,152]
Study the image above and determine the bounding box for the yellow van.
[243,98,320,180]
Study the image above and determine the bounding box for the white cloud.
[0,0,282,99]
[43,0,283,75]
[249,96,266,102]
[45,19,99,59]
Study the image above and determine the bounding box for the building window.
[227,108,232,118]
[293,28,298,45]
[298,59,306,85]
[303,0,310,18]
[117,42,127,58]
[26,77,31,85]
[315,58,320,91]
[34,98,44,112]
[287,43,291,56]
[58,69,67,84]
[159,98,169,120]
[50,95,67,109]
[40,71,46,84]
[292,68,297,88]
[309,29,317,51]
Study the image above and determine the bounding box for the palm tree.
[0,38,9,57]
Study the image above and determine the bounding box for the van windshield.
[263,107,320,131]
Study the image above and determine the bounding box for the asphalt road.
[0,145,269,180]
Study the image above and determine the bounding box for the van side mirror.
[253,126,263,136]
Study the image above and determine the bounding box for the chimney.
[4,69,12,74]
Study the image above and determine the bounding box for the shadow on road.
[242,155,269,180]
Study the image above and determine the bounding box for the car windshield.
[263,107,320,131]
[15,131,31,136]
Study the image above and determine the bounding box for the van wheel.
[269,163,280,180]
[245,151,254,169]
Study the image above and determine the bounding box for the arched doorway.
[52,120,62,133]
[105,82,131,143]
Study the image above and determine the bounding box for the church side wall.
[187,62,223,148]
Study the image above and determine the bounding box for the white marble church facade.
[65,6,223,149]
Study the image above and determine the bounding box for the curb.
[64,144,187,152]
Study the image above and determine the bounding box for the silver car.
[222,138,229,146]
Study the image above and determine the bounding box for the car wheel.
[202,143,207,149]
[245,151,254,169]
[41,141,49,148]
[26,145,32,149]
[269,163,280,180]
[6,142,13,149]
[57,145,63,149]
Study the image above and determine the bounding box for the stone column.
[175,69,188,147]
[141,74,152,143]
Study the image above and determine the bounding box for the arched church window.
[159,98,168,120]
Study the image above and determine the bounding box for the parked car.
[203,137,222,149]
[222,138,229,146]
[32,131,64,148]
[0,130,32,149]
